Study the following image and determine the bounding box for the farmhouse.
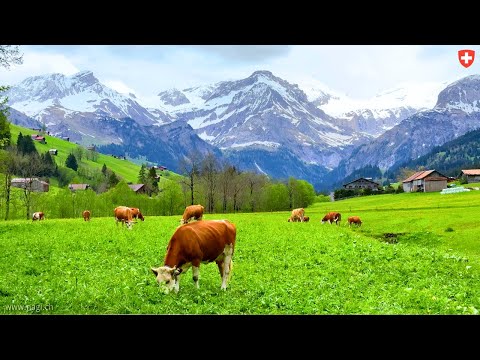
[31,134,46,144]
[86,145,97,152]
[343,177,381,191]
[128,183,146,194]
[11,178,49,192]
[68,184,90,191]
[459,169,480,183]
[49,149,58,155]
[402,170,448,193]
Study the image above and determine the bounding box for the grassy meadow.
[9,124,183,184]
[1,190,479,315]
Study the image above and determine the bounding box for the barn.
[68,184,90,191]
[402,170,448,193]
[459,169,480,183]
[128,184,146,194]
[11,178,49,192]
[343,177,381,191]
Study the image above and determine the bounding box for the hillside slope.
[9,124,182,184]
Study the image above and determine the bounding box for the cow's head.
[151,266,182,294]
[138,212,145,221]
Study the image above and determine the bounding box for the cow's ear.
[151,267,158,276]
[173,268,182,276]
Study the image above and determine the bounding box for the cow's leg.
[216,260,224,280]
[221,244,234,290]
[191,261,200,289]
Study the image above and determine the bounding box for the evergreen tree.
[65,153,78,171]
[40,151,56,176]
[101,163,107,177]
[16,133,37,155]
[138,164,147,183]
[108,171,119,188]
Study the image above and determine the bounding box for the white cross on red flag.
[458,49,475,68]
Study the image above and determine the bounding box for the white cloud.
[104,80,136,95]
[3,45,480,104]
[0,50,79,87]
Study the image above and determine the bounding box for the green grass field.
[1,190,479,315]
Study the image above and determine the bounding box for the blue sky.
[1,45,479,107]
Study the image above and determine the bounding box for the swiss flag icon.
[458,49,475,68]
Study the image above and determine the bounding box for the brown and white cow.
[302,216,310,222]
[114,206,134,229]
[321,211,341,225]
[130,207,144,221]
[151,219,236,294]
[180,204,204,225]
[348,216,362,227]
[32,212,45,221]
[287,208,305,222]
[82,210,91,221]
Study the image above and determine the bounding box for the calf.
[321,211,341,225]
[82,210,91,221]
[130,207,144,221]
[287,207,305,222]
[180,204,204,225]
[114,206,134,229]
[32,212,45,221]
[151,219,236,294]
[348,216,362,227]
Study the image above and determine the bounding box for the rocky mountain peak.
[435,74,480,113]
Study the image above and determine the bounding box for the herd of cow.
[30,204,362,294]
[287,207,362,227]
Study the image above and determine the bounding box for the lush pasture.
[1,191,479,315]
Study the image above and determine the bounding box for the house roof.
[11,178,49,185]
[461,169,480,176]
[402,170,448,183]
[68,184,90,190]
[343,177,380,186]
[128,184,145,192]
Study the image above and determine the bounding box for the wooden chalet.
[11,178,49,192]
[128,184,146,194]
[402,170,448,193]
[343,177,381,191]
[459,169,480,183]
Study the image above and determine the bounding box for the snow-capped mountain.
[334,75,480,179]
[156,71,371,172]
[307,81,448,137]
[6,71,172,143]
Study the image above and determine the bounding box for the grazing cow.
[302,216,310,222]
[114,206,134,229]
[151,219,236,294]
[82,210,91,221]
[180,204,204,225]
[321,211,341,225]
[32,212,45,221]
[130,207,144,221]
[348,216,362,227]
[288,208,305,222]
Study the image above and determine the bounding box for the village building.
[31,134,46,144]
[49,149,58,155]
[402,170,448,193]
[11,178,49,192]
[68,184,90,191]
[343,177,381,191]
[128,184,146,194]
[459,169,480,183]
